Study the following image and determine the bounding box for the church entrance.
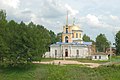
[65,49,68,57]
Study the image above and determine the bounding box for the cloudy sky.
[0,0,120,45]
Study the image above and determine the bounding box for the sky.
[0,0,120,45]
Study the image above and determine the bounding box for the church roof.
[92,52,108,55]
[82,42,92,45]
[72,30,83,32]
[50,42,92,46]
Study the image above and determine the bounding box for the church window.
[79,34,81,38]
[77,50,79,55]
[65,49,68,57]
[66,28,68,33]
[76,33,78,38]
[95,56,97,59]
[72,33,74,38]
[99,56,101,59]
[55,50,57,56]
[65,36,68,43]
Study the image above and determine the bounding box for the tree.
[0,10,7,26]
[82,34,95,44]
[96,34,110,52]
[0,10,51,67]
[49,30,58,44]
[56,32,62,42]
[0,10,8,66]
[83,34,91,42]
[115,31,120,55]
[0,36,9,65]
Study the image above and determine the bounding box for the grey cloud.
[39,0,65,18]
[1,0,120,43]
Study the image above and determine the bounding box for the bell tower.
[62,11,73,43]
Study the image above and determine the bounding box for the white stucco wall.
[50,45,61,58]
[44,52,50,58]
[92,55,108,60]
[70,46,89,58]
[45,44,90,58]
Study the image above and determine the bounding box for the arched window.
[65,49,68,57]
[79,34,81,38]
[76,50,79,58]
[95,56,97,59]
[66,28,68,33]
[77,50,79,55]
[72,33,74,38]
[99,56,101,59]
[76,33,78,38]
[65,36,68,43]
[55,50,57,56]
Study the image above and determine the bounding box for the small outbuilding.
[92,52,108,60]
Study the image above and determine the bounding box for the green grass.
[0,56,119,80]
[0,64,120,80]
[111,56,120,62]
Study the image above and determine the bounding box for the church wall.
[63,26,72,33]
[63,26,66,33]
[48,45,90,58]
[62,34,72,43]
[70,46,89,58]
[68,26,72,33]
[50,46,61,58]
[72,31,82,39]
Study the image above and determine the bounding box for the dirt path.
[33,60,101,68]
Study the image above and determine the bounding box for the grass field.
[111,56,120,62]
[0,64,120,80]
[0,56,120,80]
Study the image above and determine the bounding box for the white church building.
[45,23,94,59]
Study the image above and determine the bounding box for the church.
[45,21,94,59]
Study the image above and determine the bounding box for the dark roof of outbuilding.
[92,52,108,55]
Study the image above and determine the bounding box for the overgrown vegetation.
[115,31,120,55]
[83,34,94,42]
[0,64,120,80]
[0,10,59,67]
[111,56,120,62]
[96,34,110,52]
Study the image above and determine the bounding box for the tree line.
[83,32,120,55]
[83,33,110,52]
[0,10,59,67]
[1,9,120,67]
